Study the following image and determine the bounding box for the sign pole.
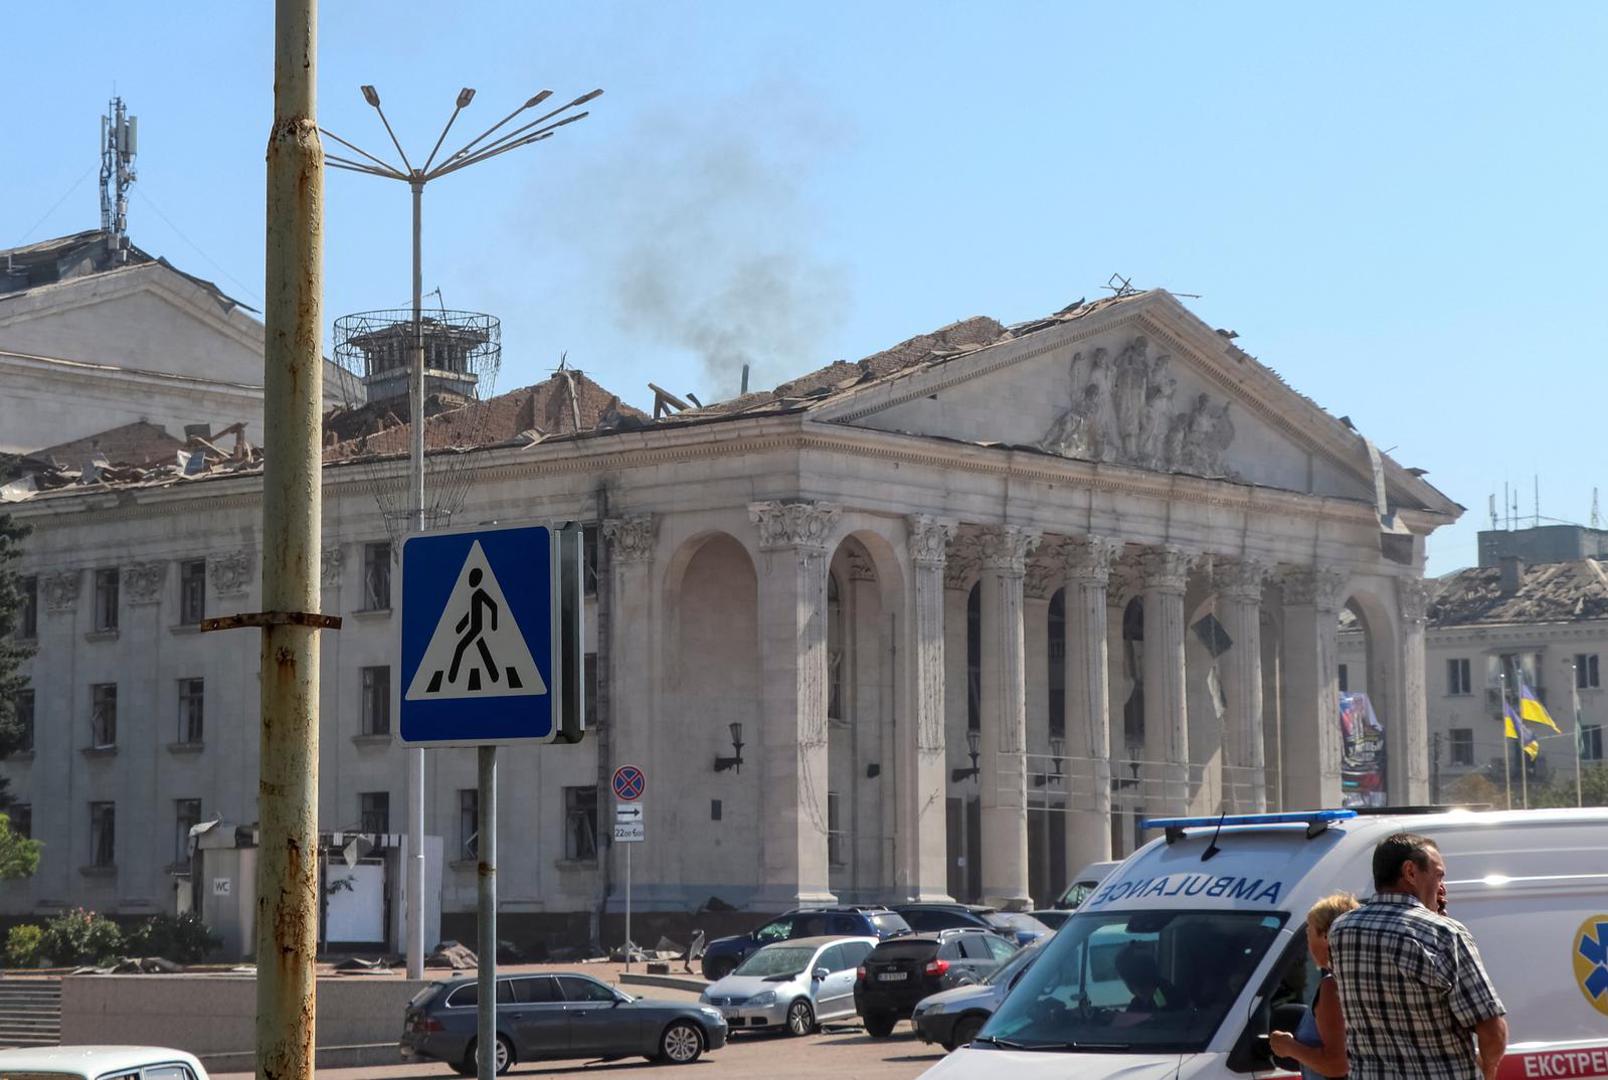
[625,841,632,974]
[476,745,498,1080]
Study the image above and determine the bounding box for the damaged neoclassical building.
[2,237,1459,951]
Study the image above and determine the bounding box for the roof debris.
[1425,559,1608,627]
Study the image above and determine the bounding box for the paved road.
[214,1025,948,1080]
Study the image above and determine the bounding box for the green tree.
[0,512,33,811]
[0,811,41,879]
[1530,763,1608,809]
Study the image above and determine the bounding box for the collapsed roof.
[1426,559,1608,627]
[0,229,255,314]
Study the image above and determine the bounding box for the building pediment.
[809,290,1457,520]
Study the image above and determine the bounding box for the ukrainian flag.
[1503,701,1540,760]
[1517,674,1562,733]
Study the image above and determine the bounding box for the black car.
[400,971,728,1073]
[700,906,910,980]
[892,902,1052,947]
[853,928,1017,1037]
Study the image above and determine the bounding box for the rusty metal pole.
[406,178,427,982]
[260,2,323,1078]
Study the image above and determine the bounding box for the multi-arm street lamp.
[322,82,601,983]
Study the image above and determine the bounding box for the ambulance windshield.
[979,909,1285,1053]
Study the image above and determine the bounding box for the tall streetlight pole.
[323,82,600,981]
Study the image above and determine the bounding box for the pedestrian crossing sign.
[400,523,575,746]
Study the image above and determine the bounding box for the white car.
[700,935,877,1035]
[0,1046,208,1080]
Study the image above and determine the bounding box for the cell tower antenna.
[1489,494,1498,531]
[1592,488,1601,530]
[99,97,138,262]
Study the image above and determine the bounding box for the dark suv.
[853,928,1017,1036]
[700,906,910,981]
[892,902,1052,947]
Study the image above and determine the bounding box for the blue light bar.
[1141,809,1357,831]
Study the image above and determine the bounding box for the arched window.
[1048,589,1066,737]
[827,573,845,721]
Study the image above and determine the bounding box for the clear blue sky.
[6,3,1605,574]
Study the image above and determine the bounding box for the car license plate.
[878,971,908,981]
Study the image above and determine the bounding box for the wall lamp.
[714,722,745,773]
[1033,736,1066,788]
[952,728,982,783]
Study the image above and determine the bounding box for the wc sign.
[399,523,586,747]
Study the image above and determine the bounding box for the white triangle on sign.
[405,540,547,702]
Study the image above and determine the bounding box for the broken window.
[362,542,392,611]
[458,788,479,860]
[1447,658,1471,696]
[178,678,204,743]
[90,801,116,866]
[1448,727,1474,767]
[174,798,201,865]
[179,559,206,625]
[359,791,390,834]
[94,568,119,632]
[19,576,37,639]
[16,689,33,753]
[361,666,391,735]
[1576,654,1600,690]
[90,683,117,748]
[563,786,597,861]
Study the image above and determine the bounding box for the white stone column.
[750,501,840,907]
[1280,567,1348,809]
[601,515,655,897]
[1217,558,1269,812]
[1062,536,1119,872]
[1396,577,1432,805]
[1141,546,1192,816]
[899,515,954,901]
[977,524,1039,911]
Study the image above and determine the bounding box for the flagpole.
[1499,671,1513,811]
[1568,658,1584,808]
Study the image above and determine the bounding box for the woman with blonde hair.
[1270,892,1360,1080]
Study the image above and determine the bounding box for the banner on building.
[1340,691,1388,808]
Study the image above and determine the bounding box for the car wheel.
[659,1020,705,1064]
[951,1014,985,1049]
[862,1011,896,1038]
[465,1035,513,1076]
[785,998,816,1036]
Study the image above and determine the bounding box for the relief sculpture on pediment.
[1039,334,1235,479]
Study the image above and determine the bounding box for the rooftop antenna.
[1592,488,1601,530]
[1489,494,1498,531]
[100,97,137,261]
[1103,273,1139,298]
[1535,475,1541,529]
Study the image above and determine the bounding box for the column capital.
[1282,565,1350,612]
[1140,544,1194,595]
[944,531,983,590]
[602,514,657,563]
[209,550,253,598]
[748,501,841,552]
[123,560,167,605]
[978,524,1041,576]
[1214,556,1270,604]
[1062,535,1122,586]
[906,515,955,569]
[1396,575,1432,626]
[42,568,81,612]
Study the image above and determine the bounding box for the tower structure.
[100,98,138,261]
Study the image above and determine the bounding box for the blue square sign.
[400,524,556,746]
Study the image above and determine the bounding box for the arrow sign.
[615,803,643,822]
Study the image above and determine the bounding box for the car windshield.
[871,912,911,936]
[985,936,1047,986]
[734,944,816,977]
[980,909,1284,1053]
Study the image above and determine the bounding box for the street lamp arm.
[319,128,407,177]
[436,90,599,173]
[326,155,407,179]
[369,101,415,175]
[431,112,587,178]
[447,90,552,166]
[421,104,469,175]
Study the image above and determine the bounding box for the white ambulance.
[917,806,1608,1080]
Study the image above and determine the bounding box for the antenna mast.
[1592,488,1602,530]
[100,97,138,262]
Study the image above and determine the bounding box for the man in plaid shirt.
[1328,833,1508,1080]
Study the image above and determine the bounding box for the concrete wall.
[60,974,425,1068]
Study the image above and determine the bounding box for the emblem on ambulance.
[1574,915,1608,1016]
